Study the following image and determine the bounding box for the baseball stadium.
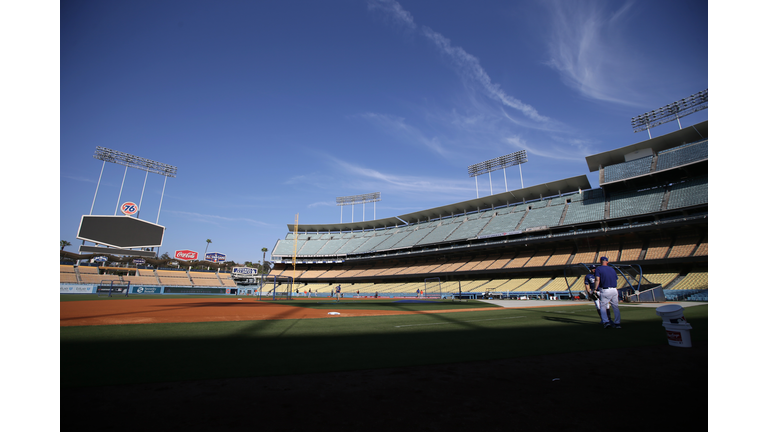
[61,119,708,431]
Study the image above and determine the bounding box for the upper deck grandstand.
[267,121,708,300]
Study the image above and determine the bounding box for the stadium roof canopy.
[289,175,591,232]
[585,120,707,172]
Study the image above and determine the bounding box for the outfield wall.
[60,283,239,295]
[61,283,97,294]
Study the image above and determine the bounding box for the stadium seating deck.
[542,277,571,292]
[270,169,705,264]
[595,242,620,263]
[545,247,573,266]
[667,235,699,259]
[656,140,708,171]
[80,273,111,284]
[506,250,534,268]
[666,175,707,210]
[644,237,672,260]
[476,211,526,237]
[511,277,551,292]
[189,271,223,286]
[220,276,237,287]
[263,227,708,290]
[77,266,99,274]
[471,254,501,271]
[667,272,708,290]
[572,247,598,265]
[693,236,708,256]
[562,189,605,225]
[524,248,553,267]
[124,275,161,285]
[642,273,679,289]
[485,253,515,270]
[60,265,78,283]
[157,269,194,286]
[518,204,566,231]
[620,240,643,261]
[609,187,665,219]
[604,155,654,183]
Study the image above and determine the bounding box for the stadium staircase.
[660,189,672,211]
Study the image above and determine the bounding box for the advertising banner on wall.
[132,286,163,294]
[205,252,226,263]
[60,284,95,294]
[174,250,199,261]
[232,267,259,276]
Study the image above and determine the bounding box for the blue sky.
[56,0,709,265]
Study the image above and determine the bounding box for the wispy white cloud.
[420,27,552,125]
[367,0,416,30]
[357,112,451,158]
[543,0,645,106]
[368,0,553,126]
[328,156,473,197]
[506,135,585,162]
[167,210,271,227]
[61,174,96,183]
[366,0,605,164]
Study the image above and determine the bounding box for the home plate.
[328,312,340,315]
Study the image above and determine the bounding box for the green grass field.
[60,298,708,388]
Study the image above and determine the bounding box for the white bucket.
[662,322,693,348]
[655,304,688,325]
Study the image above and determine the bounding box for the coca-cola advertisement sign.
[174,250,199,261]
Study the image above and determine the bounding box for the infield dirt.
[60,297,505,326]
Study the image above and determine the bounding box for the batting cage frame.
[434,279,469,302]
[563,263,663,302]
[97,280,131,297]
[258,275,294,300]
[423,277,443,299]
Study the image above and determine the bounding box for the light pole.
[468,150,528,198]
[631,89,707,138]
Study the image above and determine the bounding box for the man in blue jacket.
[595,257,621,329]
[585,264,610,323]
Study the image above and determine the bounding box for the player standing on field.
[335,284,341,302]
[594,257,621,329]
[584,265,610,323]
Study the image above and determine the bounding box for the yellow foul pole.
[292,213,299,291]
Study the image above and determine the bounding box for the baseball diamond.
[56,4,714,430]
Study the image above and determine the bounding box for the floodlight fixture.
[336,192,381,222]
[89,146,177,224]
[94,146,177,177]
[468,150,528,198]
[631,89,708,138]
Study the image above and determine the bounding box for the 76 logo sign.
[121,202,138,215]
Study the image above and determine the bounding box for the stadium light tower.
[336,192,381,223]
[631,89,708,139]
[468,150,528,198]
[92,147,177,223]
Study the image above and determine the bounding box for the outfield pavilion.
[267,121,708,301]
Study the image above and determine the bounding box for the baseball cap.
[600,256,609,262]
[589,265,596,269]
